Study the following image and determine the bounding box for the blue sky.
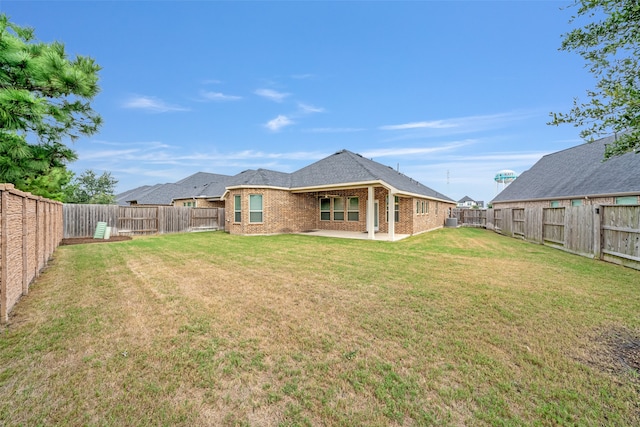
[4,1,593,204]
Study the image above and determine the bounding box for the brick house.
[117,149,456,240]
[224,150,455,240]
[491,134,640,209]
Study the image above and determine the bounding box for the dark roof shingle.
[492,135,640,202]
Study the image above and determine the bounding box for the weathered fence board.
[63,205,224,238]
[458,204,640,271]
[601,205,640,269]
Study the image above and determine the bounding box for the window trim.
[320,197,330,221]
[347,197,359,221]
[249,194,263,223]
[234,195,242,223]
[333,197,345,221]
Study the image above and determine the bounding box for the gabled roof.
[117,149,454,204]
[226,168,292,188]
[458,196,475,203]
[116,184,163,206]
[492,134,640,203]
[290,150,454,201]
[127,183,194,205]
[176,172,231,188]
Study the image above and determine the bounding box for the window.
[394,196,399,222]
[386,196,399,222]
[422,201,425,214]
[320,198,330,221]
[435,201,438,215]
[234,195,241,222]
[348,197,359,221]
[550,201,560,208]
[426,201,429,213]
[334,198,345,221]
[571,199,583,207]
[615,196,637,205]
[249,194,263,223]
[416,201,420,214]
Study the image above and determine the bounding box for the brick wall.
[173,198,224,208]
[225,186,456,236]
[0,184,63,323]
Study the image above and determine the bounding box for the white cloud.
[255,88,290,102]
[291,73,316,80]
[361,141,476,159]
[305,127,366,133]
[122,95,189,112]
[200,90,242,101]
[265,115,294,131]
[380,120,457,130]
[297,103,325,114]
[380,112,534,132]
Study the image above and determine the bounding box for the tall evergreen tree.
[0,14,102,199]
[550,0,640,158]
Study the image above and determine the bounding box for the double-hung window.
[249,194,263,223]
[386,196,399,222]
[234,195,241,222]
[320,198,330,221]
[347,197,359,221]
[334,198,345,221]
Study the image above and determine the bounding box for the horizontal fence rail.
[457,205,640,271]
[63,205,225,238]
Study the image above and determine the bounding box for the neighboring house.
[457,196,484,209]
[117,149,456,239]
[491,135,640,209]
[117,172,231,208]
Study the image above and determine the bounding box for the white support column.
[388,190,395,241]
[367,186,375,240]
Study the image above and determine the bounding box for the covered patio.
[297,229,410,241]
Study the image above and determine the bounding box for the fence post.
[593,205,602,260]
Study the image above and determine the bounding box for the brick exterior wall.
[492,195,640,210]
[224,186,456,236]
[0,184,63,323]
[173,198,224,208]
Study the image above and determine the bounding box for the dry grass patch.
[1,228,639,426]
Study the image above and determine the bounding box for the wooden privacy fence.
[475,205,640,270]
[63,205,225,238]
[0,184,63,323]
[452,209,487,227]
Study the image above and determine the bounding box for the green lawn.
[1,228,639,426]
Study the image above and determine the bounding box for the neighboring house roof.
[492,134,640,203]
[116,184,163,206]
[176,172,231,188]
[127,183,195,205]
[458,196,475,203]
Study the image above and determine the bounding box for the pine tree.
[0,14,102,199]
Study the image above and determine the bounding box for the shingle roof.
[290,150,454,201]
[458,196,475,203]
[176,172,231,188]
[492,135,640,203]
[117,149,454,204]
[226,169,292,188]
[116,184,162,206]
